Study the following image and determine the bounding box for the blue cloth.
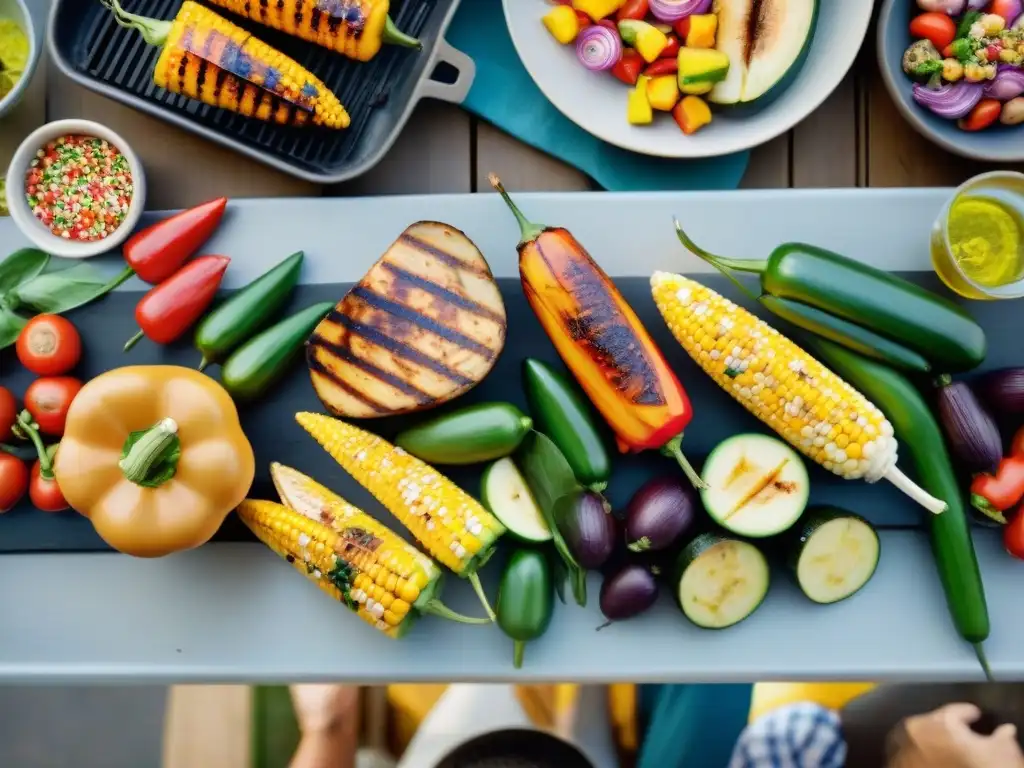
[729,703,847,768]
[444,0,749,192]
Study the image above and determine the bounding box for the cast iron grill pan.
[50,0,443,179]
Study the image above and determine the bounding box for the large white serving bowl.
[503,0,874,158]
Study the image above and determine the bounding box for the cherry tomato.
[910,12,957,50]
[660,35,681,58]
[15,314,82,376]
[959,99,1002,131]
[673,17,690,39]
[616,0,649,20]
[575,9,590,26]
[0,453,29,512]
[0,386,16,442]
[29,461,68,513]
[24,377,83,437]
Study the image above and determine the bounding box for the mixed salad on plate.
[904,0,1024,130]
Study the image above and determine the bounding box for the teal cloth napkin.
[445,0,749,191]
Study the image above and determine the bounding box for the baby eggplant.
[555,490,617,570]
[976,367,1024,415]
[936,375,1002,474]
[624,476,698,553]
[598,563,660,627]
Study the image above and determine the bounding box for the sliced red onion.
[913,81,985,119]
[648,0,712,22]
[965,0,988,9]
[576,25,622,72]
[984,64,1024,101]
[995,0,1024,23]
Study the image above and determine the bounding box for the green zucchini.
[759,296,931,374]
[394,403,532,465]
[673,533,770,629]
[700,433,810,538]
[790,506,880,605]
[808,336,992,678]
[522,358,611,492]
[480,458,553,544]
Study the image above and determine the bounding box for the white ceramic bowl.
[6,119,146,259]
[504,0,874,158]
[0,0,40,120]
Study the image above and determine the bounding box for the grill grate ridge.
[57,0,441,179]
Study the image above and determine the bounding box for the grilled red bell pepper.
[122,197,228,284]
[612,49,644,85]
[971,424,1024,524]
[490,175,704,490]
[123,255,230,351]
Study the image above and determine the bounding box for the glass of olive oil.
[932,171,1024,301]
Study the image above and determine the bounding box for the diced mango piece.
[646,74,680,111]
[678,47,729,95]
[543,5,581,44]
[685,14,717,49]
[619,19,668,63]
[628,75,654,124]
[573,0,627,20]
[672,95,712,135]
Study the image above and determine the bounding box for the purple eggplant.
[624,476,697,553]
[555,490,617,570]
[976,368,1024,416]
[936,375,1002,474]
[598,564,659,626]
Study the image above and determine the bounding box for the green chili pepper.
[220,301,335,402]
[194,251,305,370]
[394,403,533,465]
[675,221,986,373]
[496,548,555,669]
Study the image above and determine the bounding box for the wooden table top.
[2,3,1018,211]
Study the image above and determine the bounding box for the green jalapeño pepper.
[394,403,533,465]
[674,221,987,373]
[195,250,305,370]
[497,548,555,669]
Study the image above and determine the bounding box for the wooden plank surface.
[163,686,250,768]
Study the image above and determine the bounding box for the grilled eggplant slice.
[307,221,507,418]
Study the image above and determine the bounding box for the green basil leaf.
[0,306,27,349]
[12,261,119,314]
[0,248,49,296]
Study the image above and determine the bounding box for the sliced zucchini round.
[480,458,552,543]
[700,433,809,538]
[673,532,770,629]
[792,507,880,605]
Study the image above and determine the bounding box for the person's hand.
[888,702,1024,768]
[290,684,361,735]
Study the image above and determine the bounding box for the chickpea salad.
[903,1,1024,130]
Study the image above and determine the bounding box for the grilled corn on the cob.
[236,464,490,638]
[101,0,349,129]
[650,271,947,515]
[206,0,421,62]
[296,411,506,618]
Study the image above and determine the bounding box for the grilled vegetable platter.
[1,182,1020,678]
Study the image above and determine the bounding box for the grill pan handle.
[416,39,476,105]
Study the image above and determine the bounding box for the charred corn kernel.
[985,63,999,79]
[1000,48,1021,64]
[296,412,506,617]
[965,62,989,82]
[543,5,580,44]
[205,0,420,62]
[981,13,1006,34]
[650,271,947,514]
[942,58,964,81]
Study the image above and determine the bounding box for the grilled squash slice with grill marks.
[307,221,507,418]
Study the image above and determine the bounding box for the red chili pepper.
[659,35,680,58]
[643,57,678,76]
[616,0,649,20]
[122,197,228,284]
[612,49,644,85]
[123,255,230,351]
[673,17,690,38]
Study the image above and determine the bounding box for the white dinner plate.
[503,0,875,158]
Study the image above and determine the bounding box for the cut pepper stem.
[467,571,497,622]
[422,599,492,625]
[99,0,173,47]
[489,173,547,246]
[120,418,181,486]
[660,434,708,490]
[105,263,136,292]
[884,464,947,515]
[15,411,53,479]
[674,218,768,274]
[383,16,422,50]
[123,330,145,352]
